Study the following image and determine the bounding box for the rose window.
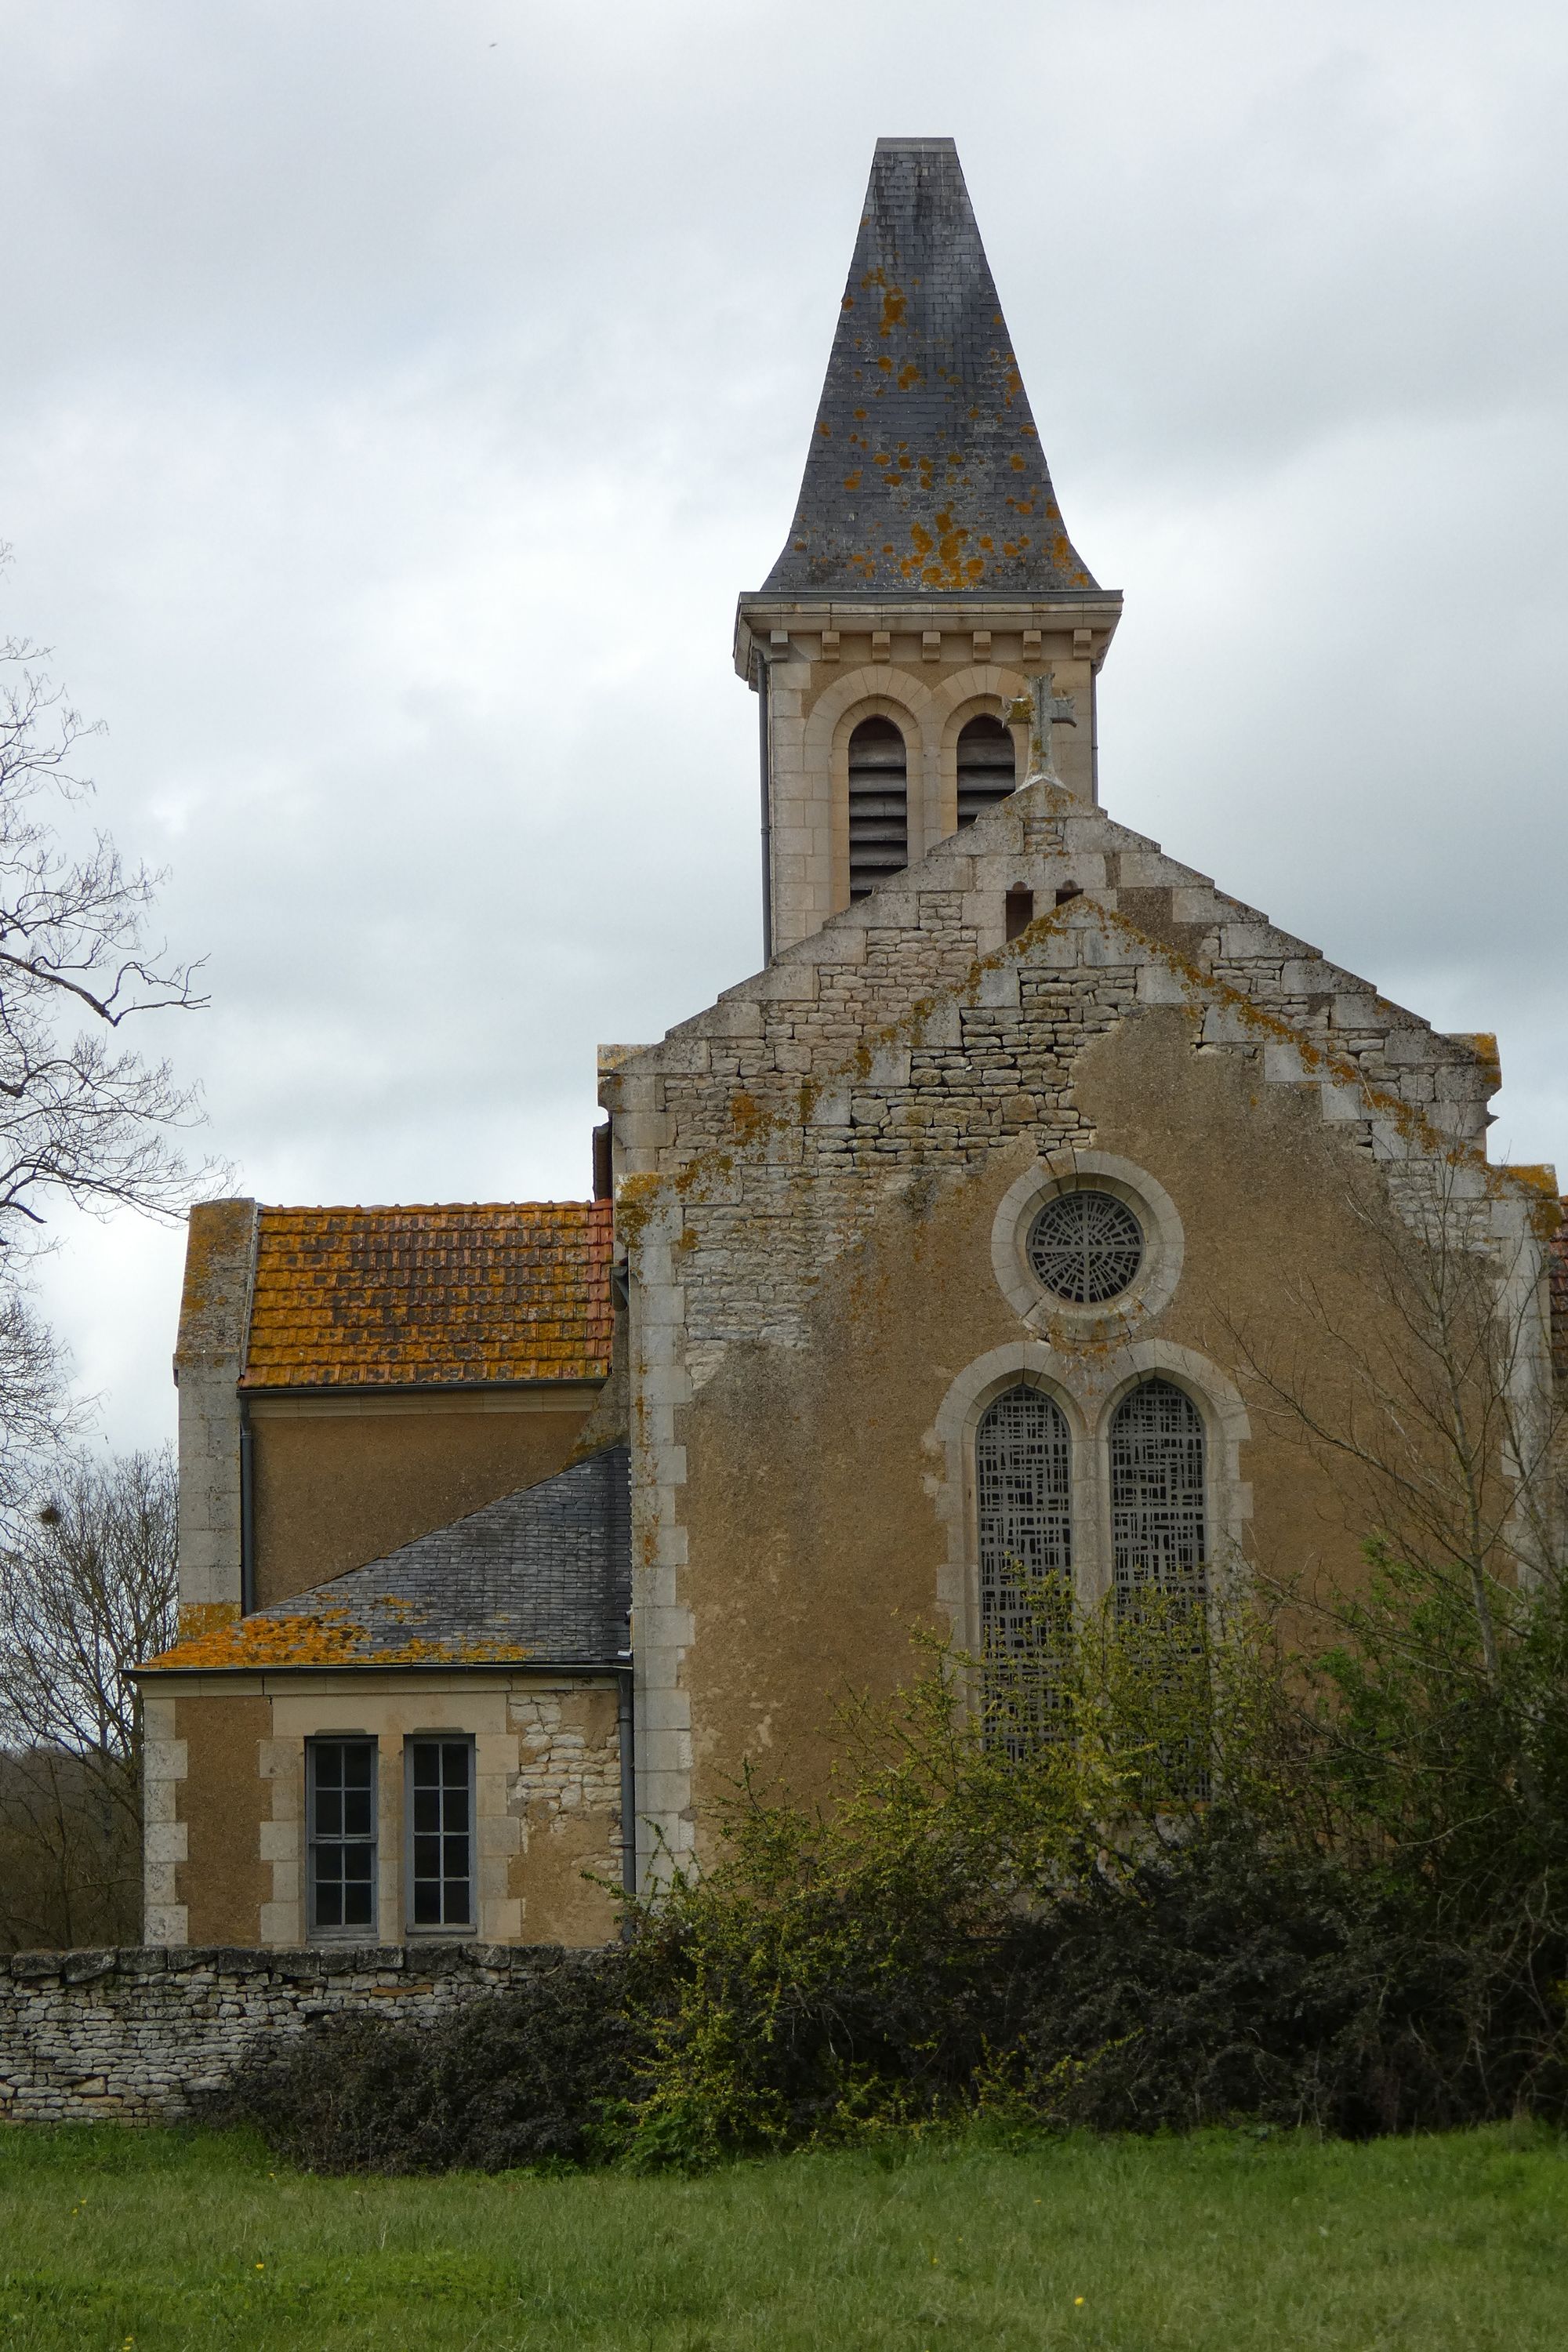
[1026,1189,1144,1305]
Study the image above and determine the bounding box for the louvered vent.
[847,716,909,899]
[956,713,1016,826]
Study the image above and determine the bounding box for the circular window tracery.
[1027,1189,1145,1305]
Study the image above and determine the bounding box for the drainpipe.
[615,1664,637,1909]
[754,646,773,965]
[1091,668,1100,805]
[238,1392,256,1616]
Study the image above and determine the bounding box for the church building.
[136,138,1560,1951]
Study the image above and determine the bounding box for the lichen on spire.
[762,138,1098,597]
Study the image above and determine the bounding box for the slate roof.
[143,1447,631,1671]
[241,1201,613,1388]
[1550,1200,1568,1381]
[761,138,1098,598]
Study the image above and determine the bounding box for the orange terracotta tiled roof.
[241,1202,613,1388]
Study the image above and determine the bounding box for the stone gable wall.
[604,782,1501,1377]
[0,1943,592,2124]
[612,786,1493,1164]
[601,779,1538,1882]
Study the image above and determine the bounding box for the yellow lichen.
[176,1600,239,1642]
[143,1602,535,1673]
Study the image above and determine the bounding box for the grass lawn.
[0,2122,1563,2350]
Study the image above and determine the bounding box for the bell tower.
[735,136,1122,960]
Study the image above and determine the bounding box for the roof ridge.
[257,1199,604,1218]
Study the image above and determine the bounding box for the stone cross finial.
[1000,671,1077,786]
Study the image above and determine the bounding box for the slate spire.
[763,138,1098,597]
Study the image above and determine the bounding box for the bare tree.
[0,1287,71,1489]
[0,546,215,1502]
[0,1447,178,1947]
[1219,1145,1563,1684]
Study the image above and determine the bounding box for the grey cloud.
[2,0,1564,1450]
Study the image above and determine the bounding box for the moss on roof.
[241,1200,612,1388]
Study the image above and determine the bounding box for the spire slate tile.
[761,137,1098,598]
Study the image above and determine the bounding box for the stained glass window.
[1109,1377,1207,1606]
[976,1383,1072,1748]
[1028,1189,1144,1305]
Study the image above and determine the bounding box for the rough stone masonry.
[0,1942,587,2124]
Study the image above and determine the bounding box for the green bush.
[223,1560,1568,2172]
[221,1953,648,2172]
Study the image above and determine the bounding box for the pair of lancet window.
[846,714,1017,900]
[975,1376,1208,1658]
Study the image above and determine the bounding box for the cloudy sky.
[3,0,1566,1457]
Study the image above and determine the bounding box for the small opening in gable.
[1005,887,1033,942]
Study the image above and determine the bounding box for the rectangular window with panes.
[307,1737,377,1936]
[405,1737,475,1932]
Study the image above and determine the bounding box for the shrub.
[223,1563,1568,2172]
[998,1820,1567,2138]
[221,1952,648,2173]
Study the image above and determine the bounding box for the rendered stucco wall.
[249,1386,602,1605]
[601,775,1549,1879]
[141,1673,622,1951]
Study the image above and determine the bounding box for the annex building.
[137,139,1563,1951]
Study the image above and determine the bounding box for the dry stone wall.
[0,1942,586,2125]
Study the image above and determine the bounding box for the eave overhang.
[131,1654,632,1683]
[734,590,1123,681]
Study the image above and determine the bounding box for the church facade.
[137,138,1562,1947]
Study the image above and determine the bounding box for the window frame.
[1107,1376,1209,1612]
[989,1156,1185,1337]
[305,1735,379,1942]
[1106,1376,1211,1798]
[935,1339,1251,1668]
[1027,1188,1146,1306]
[403,1733,478,1937]
[974,1379,1074,1752]
[975,1381,1074,1643]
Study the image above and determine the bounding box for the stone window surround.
[991,1152,1186,1338]
[810,665,1036,913]
[930,1339,1253,1651]
[268,1694,512,1948]
[142,1672,624,1949]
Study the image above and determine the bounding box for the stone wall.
[0,1941,579,2125]
[142,1670,624,1951]
[604,784,1508,1378]
[600,776,1551,1878]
